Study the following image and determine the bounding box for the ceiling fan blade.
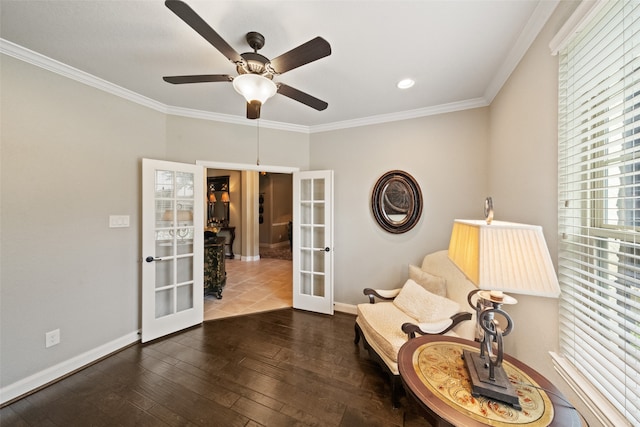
[269,37,331,75]
[165,0,243,64]
[277,84,328,111]
[163,74,232,84]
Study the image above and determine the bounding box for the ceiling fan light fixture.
[233,74,277,104]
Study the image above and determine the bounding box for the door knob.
[145,256,161,263]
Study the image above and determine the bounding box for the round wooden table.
[398,336,582,427]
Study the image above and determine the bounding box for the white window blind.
[558,1,640,424]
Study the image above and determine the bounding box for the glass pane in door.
[301,273,312,295]
[155,289,173,318]
[313,178,325,200]
[313,203,325,225]
[155,170,174,198]
[301,179,312,201]
[176,284,194,312]
[177,257,193,283]
[153,169,196,319]
[313,274,325,297]
[155,260,173,289]
[313,251,325,271]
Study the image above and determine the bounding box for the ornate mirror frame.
[371,170,423,234]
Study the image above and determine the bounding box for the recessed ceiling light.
[397,78,415,89]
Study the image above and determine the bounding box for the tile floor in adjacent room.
[204,257,293,320]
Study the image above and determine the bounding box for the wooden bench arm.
[363,287,401,304]
[401,312,472,339]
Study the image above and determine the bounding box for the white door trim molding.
[196,160,300,174]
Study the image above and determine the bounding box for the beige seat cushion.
[356,302,415,374]
[356,301,460,375]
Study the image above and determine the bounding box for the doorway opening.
[258,172,293,261]
[202,165,294,320]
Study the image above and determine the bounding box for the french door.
[141,159,204,343]
[293,170,334,315]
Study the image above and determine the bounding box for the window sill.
[550,352,631,427]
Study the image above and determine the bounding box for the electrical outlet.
[45,329,60,348]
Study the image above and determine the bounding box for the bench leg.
[354,321,402,408]
[391,374,403,408]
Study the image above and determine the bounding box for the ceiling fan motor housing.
[237,52,272,77]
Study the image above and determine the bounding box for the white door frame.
[196,161,299,261]
[196,161,299,175]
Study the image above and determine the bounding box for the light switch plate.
[109,215,130,228]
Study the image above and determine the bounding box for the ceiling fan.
[162,0,331,119]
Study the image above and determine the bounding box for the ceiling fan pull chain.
[256,119,260,166]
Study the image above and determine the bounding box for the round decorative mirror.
[371,170,423,233]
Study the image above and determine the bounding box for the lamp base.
[462,349,521,410]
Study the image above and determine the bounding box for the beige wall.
[310,108,490,304]
[165,115,310,169]
[1,51,491,389]
[1,55,167,386]
[0,54,309,393]
[487,1,595,424]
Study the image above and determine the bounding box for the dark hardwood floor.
[1,309,432,427]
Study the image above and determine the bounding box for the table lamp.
[220,191,230,226]
[447,215,560,408]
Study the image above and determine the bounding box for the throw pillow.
[393,279,460,323]
[409,264,447,297]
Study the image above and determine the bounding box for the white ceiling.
[0,0,558,131]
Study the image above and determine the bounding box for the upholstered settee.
[354,250,477,407]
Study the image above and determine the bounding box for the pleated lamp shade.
[448,220,560,298]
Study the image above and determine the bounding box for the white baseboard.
[0,330,140,405]
[334,302,357,315]
[1,304,357,405]
[240,254,260,261]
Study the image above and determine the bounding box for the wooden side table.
[398,335,581,427]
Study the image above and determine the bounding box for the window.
[558,1,640,424]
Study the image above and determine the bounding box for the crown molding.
[164,105,309,133]
[1,36,527,134]
[484,0,560,104]
[0,38,169,114]
[308,98,489,133]
[0,38,309,133]
[549,0,605,55]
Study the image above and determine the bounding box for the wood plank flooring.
[1,309,432,427]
